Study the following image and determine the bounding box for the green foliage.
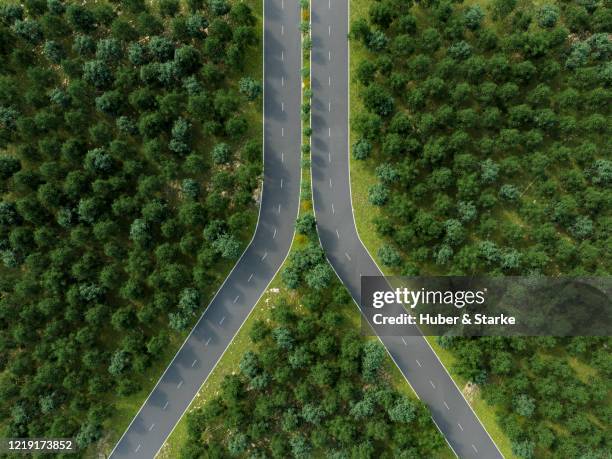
[180,286,444,457]
[354,1,611,455]
[0,0,260,447]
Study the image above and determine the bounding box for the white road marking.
[280,178,283,189]
[281,0,284,9]
[336,229,340,239]
[177,380,183,389]
[192,359,197,367]
[416,359,422,367]
[328,0,331,8]
[281,101,284,112]
[281,127,284,137]
[261,252,268,261]
[162,401,169,410]
[328,127,331,137]
[328,25,331,36]
[135,444,141,453]
[281,152,284,162]
[328,152,331,162]
[273,227,277,238]
[248,273,254,282]
[329,178,332,188]
[328,50,331,61]
[328,75,331,86]
[281,24,284,35]
[331,203,335,214]
[429,380,436,389]
[457,422,464,431]
[443,400,450,410]
[219,316,225,325]
[281,50,284,61]
[345,252,351,261]
[328,101,331,112]
[148,423,155,431]
[205,337,212,346]
[233,295,239,304]
[472,444,478,453]
[401,337,407,345]
[281,76,284,87]
[278,204,281,214]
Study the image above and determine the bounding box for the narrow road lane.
[109,1,302,456]
[310,0,503,457]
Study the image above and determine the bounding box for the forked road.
[310,0,503,458]
[109,0,301,457]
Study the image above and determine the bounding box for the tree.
[212,142,231,164]
[238,77,262,101]
[362,84,394,117]
[362,341,385,382]
[305,263,333,290]
[212,233,241,259]
[296,213,316,235]
[368,184,389,206]
[352,138,372,160]
[464,5,484,30]
[537,5,559,28]
[378,245,401,267]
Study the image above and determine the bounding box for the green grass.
[96,0,264,455]
[347,0,517,457]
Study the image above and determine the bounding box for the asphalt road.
[108,0,302,457]
[309,1,504,458]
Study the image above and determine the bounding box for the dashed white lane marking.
[401,337,407,345]
[328,101,331,112]
[328,75,331,86]
[219,316,225,325]
[248,273,254,282]
[331,203,335,214]
[281,24,284,35]
[457,422,464,431]
[336,229,340,239]
[328,50,331,61]
[177,380,183,389]
[328,152,331,162]
[162,401,169,410]
[329,178,332,188]
[281,0,284,9]
[281,102,284,112]
[281,76,284,87]
[429,380,436,389]
[345,252,351,261]
[135,444,141,453]
[328,25,331,35]
[233,295,239,304]
[328,127,331,137]
[148,423,155,431]
[278,204,281,214]
[281,152,284,162]
[281,50,284,61]
[273,227,277,238]
[281,127,284,137]
[261,252,268,261]
[192,359,198,367]
[416,359,422,367]
[443,400,450,410]
[205,337,212,346]
[328,0,331,8]
[280,178,283,189]
[472,444,478,453]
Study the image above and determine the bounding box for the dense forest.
[350,0,610,457]
[0,0,261,450]
[181,221,447,458]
